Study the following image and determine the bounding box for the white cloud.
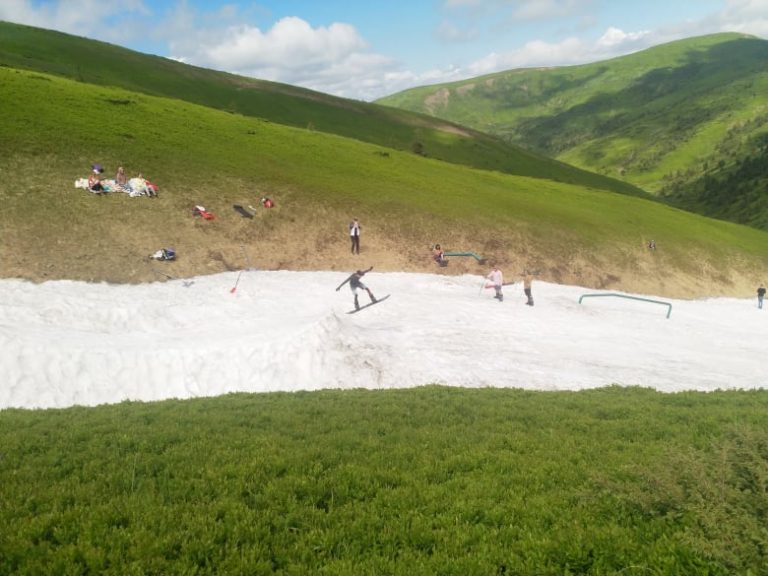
[717,0,768,35]
[596,26,650,48]
[462,30,652,77]
[202,18,367,71]
[0,0,149,41]
[436,20,479,42]
[511,0,596,21]
[164,14,398,100]
[724,0,768,16]
[441,0,597,23]
[443,0,483,7]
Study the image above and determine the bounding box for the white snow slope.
[1,271,765,410]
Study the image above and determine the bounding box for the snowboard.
[347,294,390,314]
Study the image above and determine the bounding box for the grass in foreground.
[1,386,767,575]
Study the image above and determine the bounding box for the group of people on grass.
[81,163,158,197]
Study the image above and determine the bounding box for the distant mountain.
[378,33,768,229]
[0,20,644,198]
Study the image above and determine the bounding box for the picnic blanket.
[74,177,158,197]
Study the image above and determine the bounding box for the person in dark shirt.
[336,266,377,310]
[758,284,766,309]
[349,219,361,254]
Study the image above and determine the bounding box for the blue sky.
[2,1,767,100]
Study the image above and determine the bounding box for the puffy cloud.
[443,0,483,7]
[463,29,654,77]
[165,14,399,100]
[717,0,768,35]
[511,0,596,21]
[436,20,479,43]
[724,0,768,16]
[441,0,596,22]
[0,0,149,41]
[596,26,650,48]
[201,18,368,71]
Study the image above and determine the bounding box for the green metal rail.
[443,251,486,263]
[578,292,672,319]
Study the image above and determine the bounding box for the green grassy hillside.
[1,66,766,297]
[378,33,768,229]
[0,20,645,198]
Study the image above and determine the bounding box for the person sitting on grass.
[432,244,447,267]
[87,170,104,194]
[115,166,127,187]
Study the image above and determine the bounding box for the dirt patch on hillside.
[424,88,451,115]
[1,198,762,300]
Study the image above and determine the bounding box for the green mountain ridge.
[0,20,644,199]
[377,33,768,230]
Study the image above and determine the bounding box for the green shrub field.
[2,386,768,575]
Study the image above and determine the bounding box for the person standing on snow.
[487,264,504,302]
[758,284,766,309]
[349,218,361,254]
[336,266,377,310]
[523,270,534,306]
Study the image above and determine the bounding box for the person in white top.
[349,218,361,254]
[487,265,504,302]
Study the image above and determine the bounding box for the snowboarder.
[758,284,766,309]
[487,264,504,302]
[523,270,534,306]
[336,266,377,310]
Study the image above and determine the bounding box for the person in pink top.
[487,264,504,302]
